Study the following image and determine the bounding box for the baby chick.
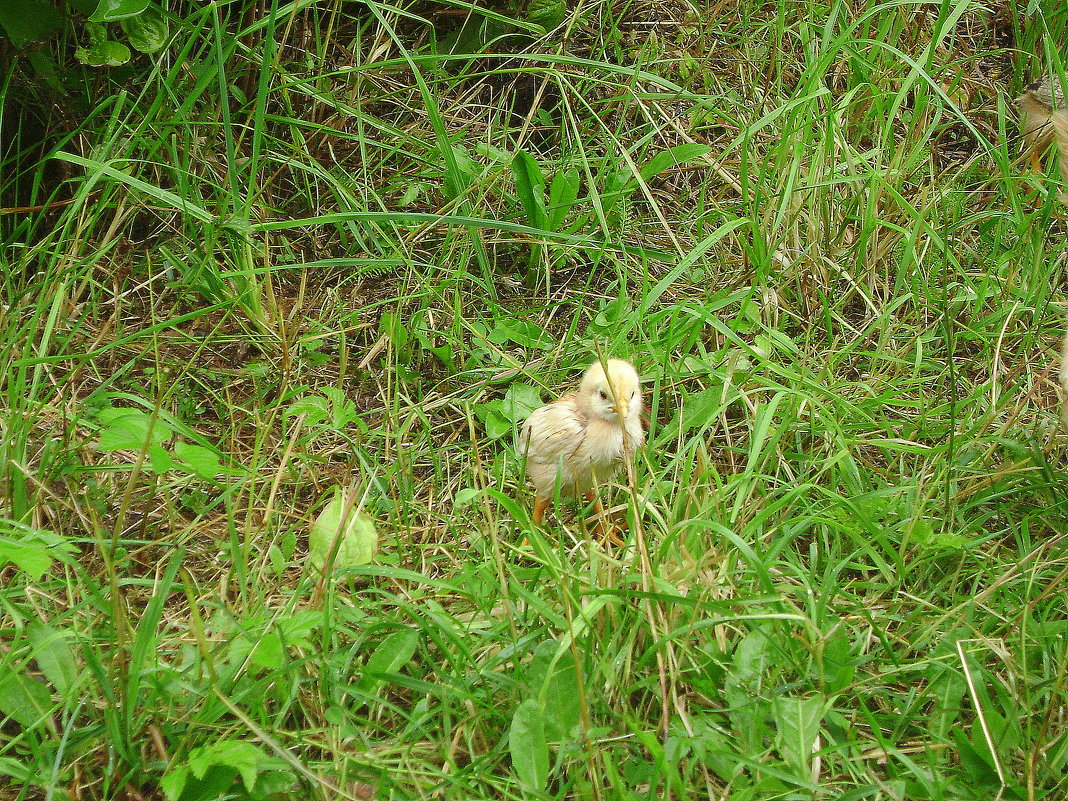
[520,358,644,541]
[1017,74,1068,184]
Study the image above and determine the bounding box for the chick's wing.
[520,394,587,465]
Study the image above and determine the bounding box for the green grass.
[2,0,1068,799]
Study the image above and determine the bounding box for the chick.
[520,358,645,541]
[1017,74,1068,184]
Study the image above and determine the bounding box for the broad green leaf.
[511,150,548,230]
[96,407,173,451]
[308,489,379,571]
[75,37,131,67]
[953,727,999,788]
[443,144,478,202]
[0,0,64,47]
[120,4,167,52]
[160,763,189,801]
[681,387,724,432]
[28,624,78,696]
[820,633,855,694]
[319,386,361,428]
[509,699,548,795]
[526,0,566,30]
[488,320,553,349]
[233,631,283,671]
[147,444,174,473]
[284,394,331,426]
[0,528,77,580]
[359,628,420,694]
[530,640,581,743]
[379,312,409,349]
[90,0,149,22]
[0,667,52,729]
[172,442,224,480]
[725,626,773,751]
[187,740,270,793]
[773,695,824,776]
[927,663,966,738]
[475,401,510,440]
[502,383,543,424]
[639,143,712,182]
[454,487,482,508]
[547,168,580,230]
[0,539,53,578]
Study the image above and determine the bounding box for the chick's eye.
[630,390,636,399]
[598,390,608,400]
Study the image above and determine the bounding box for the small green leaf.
[725,626,773,751]
[249,632,284,670]
[160,763,189,801]
[359,629,420,694]
[75,37,132,66]
[28,624,79,696]
[443,144,478,201]
[512,150,548,230]
[379,312,409,349]
[147,444,175,473]
[0,667,53,729]
[953,728,999,788]
[454,487,482,508]
[639,143,712,182]
[120,4,167,52]
[502,383,543,424]
[474,401,510,440]
[488,320,553,349]
[0,539,53,578]
[89,0,149,22]
[681,387,723,432]
[526,0,566,30]
[319,386,361,428]
[284,394,331,426]
[510,699,549,794]
[172,442,224,480]
[187,740,270,793]
[0,528,77,580]
[547,168,579,230]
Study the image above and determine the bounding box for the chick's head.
[581,359,642,423]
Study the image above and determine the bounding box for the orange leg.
[584,492,625,546]
[532,495,550,526]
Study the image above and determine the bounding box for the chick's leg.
[532,495,550,526]
[584,492,625,546]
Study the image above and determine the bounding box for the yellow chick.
[1017,74,1068,184]
[519,358,645,540]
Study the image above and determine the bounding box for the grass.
[2,0,1068,799]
